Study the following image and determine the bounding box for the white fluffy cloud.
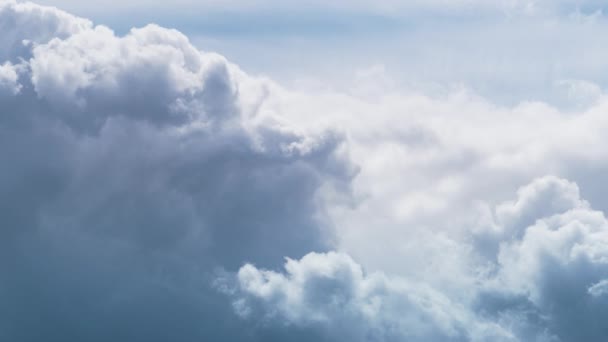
[227,252,514,342]
[0,0,91,61]
[251,75,608,289]
[477,177,608,341]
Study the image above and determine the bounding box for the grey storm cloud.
[4,1,608,342]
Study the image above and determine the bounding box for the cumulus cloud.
[473,177,590,259]
[225,252,514,342]
[226,176,608,341]
[477,177,608,341]
[0,1,353,340]
[5,1,608,342]
[0,0,91,61]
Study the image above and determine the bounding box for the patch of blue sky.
[53,0,608,108]
[88,9,406,37]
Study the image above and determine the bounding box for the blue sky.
[36,0,608,106]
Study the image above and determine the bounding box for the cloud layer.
[3,1,608,341]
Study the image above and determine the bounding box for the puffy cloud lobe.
[588,279,608,297]
[0,0,91,61]
[473,177,608,341]
[495,176,588,235]
[228,252,514,342]
[493,209,608,340]
[0,1,354,341]
[473,176,590,259]
[0,62,21,94]
[26,23,245,131]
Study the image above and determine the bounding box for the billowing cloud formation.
[470,177,608,341]
[4,1,608,342]
[0,1,353,340]
[227,252,513,342]
[228,176,608,341]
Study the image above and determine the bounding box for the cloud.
[5,1,608,341]
[2,0,355,260]
[477,178,608,341]
[226,251,514,342]
[32,0,608,110]
[473,177,590,259]
[588,279,608,297]
[226,176,608,341]
[0,0,91,61]
[0,1,354,340]
[0,62,21,94]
